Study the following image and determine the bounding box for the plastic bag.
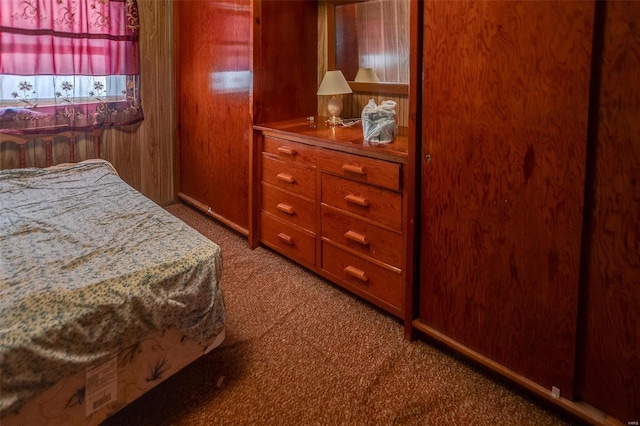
[361,99,397,143]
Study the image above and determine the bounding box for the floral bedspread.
[0,161,225,415]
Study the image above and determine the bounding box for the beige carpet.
[104,203,577,426]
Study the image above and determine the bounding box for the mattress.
[0,160,225,417]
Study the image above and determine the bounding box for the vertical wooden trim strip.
[45,139,52,167]
[93,131,102,159]
[172,0,181,200]
[403,0,422,340]
[68,135,75,163]
[19,144,26,168]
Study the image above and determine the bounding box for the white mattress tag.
[85,356,118,416]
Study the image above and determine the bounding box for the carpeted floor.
[104,203,578,425]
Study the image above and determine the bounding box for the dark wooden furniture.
[251,117,413,317]
[174,0,638,422]
[406,0,639,424]
[174,0,318,234]
[0,130,102,168]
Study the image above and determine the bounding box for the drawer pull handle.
[344,193,369,207]
[341,164,366,175]
[344,265,368,282]
[344,230,369,246]
[276,203,295,215]
[277,146,296,156]
[276,172,296,184]
[277,233,295,245]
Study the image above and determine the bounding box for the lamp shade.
[317,70,353,96]
[354,67,380,83]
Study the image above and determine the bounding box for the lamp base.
[325,115,343,127]
[326,96,344,127]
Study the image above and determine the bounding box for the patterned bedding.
[0,160,225,416]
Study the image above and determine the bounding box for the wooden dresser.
[251,117,412,318]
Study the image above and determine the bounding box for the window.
[0,0,143,133]
[0,75,127,106]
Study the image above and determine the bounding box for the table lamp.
[317,70,353,126]
[354,67,380,83]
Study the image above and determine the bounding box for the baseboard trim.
[176,192,249,237]
[411,319,623,426]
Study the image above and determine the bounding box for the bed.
[0,158,226,425]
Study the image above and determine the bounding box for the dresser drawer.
[321,174,402,230]
[319,149,401,191]
[262,182,315,232]
[321,206,402,268]
[322,242,402,310]
[262,154,316,198]
[263,136,317,167]
[261,213,315,266]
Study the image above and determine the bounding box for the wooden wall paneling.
[318,1,329,83]
[22,140,35,167]
[44,133,88,166]
[100,0,174,205]
[2,138,32,168]
[353,1,383,80]
[317,0,333,119]
[395,0,410,86]
[48,136,66,166]
[334,3,359,81]
[0,141,21,169]
[417,0,593,397]
[138,0,174,205]
[377,0,409,84]
[318,1,334,121]
[378,1,396,82]
[30,138,47,168]
[102,126,143,192]
[172,0,182,201]
[575,1,640,422]
[65,134,84,164]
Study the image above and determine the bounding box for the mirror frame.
[326,0,409,95]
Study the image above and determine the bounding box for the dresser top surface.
[254,116,409,163]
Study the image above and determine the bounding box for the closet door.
[575,1,640,421]
[417,1,593,396]
[174,0,251,233]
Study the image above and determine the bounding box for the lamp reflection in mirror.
[354,67,380,83]
[317,70,352,126]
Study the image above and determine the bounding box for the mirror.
[329,0,409,95]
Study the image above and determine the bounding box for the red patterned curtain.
[0,0,144,135]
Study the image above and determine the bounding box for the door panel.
[419,0,593,396]
[175,0,251,229]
